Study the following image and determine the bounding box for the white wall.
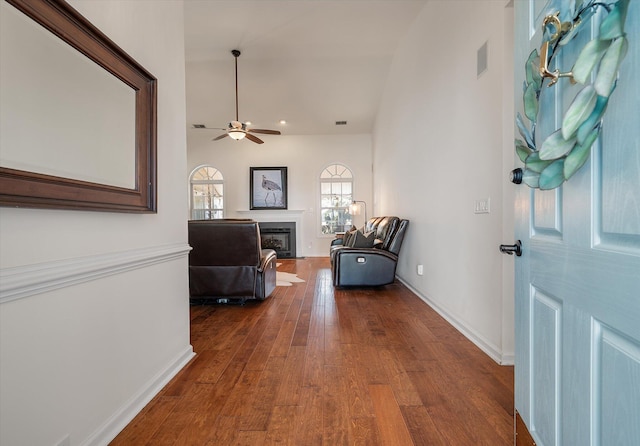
[187,131,373,257]
[372,0,515,363]
[0,2,192,445]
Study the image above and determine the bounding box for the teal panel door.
[514,1,640,445]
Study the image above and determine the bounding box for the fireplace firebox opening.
[259,222,296,258]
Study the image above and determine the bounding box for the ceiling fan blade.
[248,129,281,135]
[212,133,229,141]
[245,133,264,144]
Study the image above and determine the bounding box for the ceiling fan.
[207,49,281,144]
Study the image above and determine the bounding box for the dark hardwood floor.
[111,257,514,445]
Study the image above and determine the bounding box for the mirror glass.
[0,1,136,189]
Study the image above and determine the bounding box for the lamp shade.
[350,200,367,222]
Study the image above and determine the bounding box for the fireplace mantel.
[235,209,305,222]
[236,209,305,215]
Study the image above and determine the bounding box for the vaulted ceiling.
[184,0,428,137]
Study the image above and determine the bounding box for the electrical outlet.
[417,264,424,276]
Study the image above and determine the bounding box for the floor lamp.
[350,200,367,226]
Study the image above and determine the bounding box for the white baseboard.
[501,351,515,365]
[82,345,196,446]
[397,276,514,366]
[0,243,192,303]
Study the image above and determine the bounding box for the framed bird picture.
[250,167,288,210]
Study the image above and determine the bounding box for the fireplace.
[259,222,296,258]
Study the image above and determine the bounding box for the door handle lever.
[500,240,522,256]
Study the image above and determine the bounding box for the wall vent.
[335,121,347,125]
[193,124,206,128]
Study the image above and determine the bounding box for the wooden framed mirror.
[0,0,157,212]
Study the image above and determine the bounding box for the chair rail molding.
[0,243,191,303]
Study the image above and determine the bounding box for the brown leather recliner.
[188,219,277,302]
[330,216,409,287]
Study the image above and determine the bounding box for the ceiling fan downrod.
[232,49,240,122]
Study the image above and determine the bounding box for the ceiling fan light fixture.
[228,129,246,140]
[211,50,281,144]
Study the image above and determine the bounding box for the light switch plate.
[474,198,490,214]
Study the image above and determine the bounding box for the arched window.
[320,163,353,234]
[190,166,224,219]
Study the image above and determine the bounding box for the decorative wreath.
[515,0,630,190]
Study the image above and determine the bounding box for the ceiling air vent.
[193,124,206,128]
[335,121,347,126]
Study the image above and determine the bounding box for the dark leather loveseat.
[188,219,277,302]
[330,216,409,287]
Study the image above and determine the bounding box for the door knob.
[500,240,522,256]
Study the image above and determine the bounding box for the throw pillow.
[342,228,356,247]
[349,230,376,248]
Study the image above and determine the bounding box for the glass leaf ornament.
[523,169,541,188]
[540,129,576,161]
[599,0,629,40]
[516,139,533,163]
[525,152,554,173]
[577,94,608,144]
[594,36,628,97]
[564,127,599,180]
[516,112,535,149]
[572,39,611,84]
[562,85,597,139]
[539,159,566,190]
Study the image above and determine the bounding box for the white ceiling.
[184,0,428,138]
